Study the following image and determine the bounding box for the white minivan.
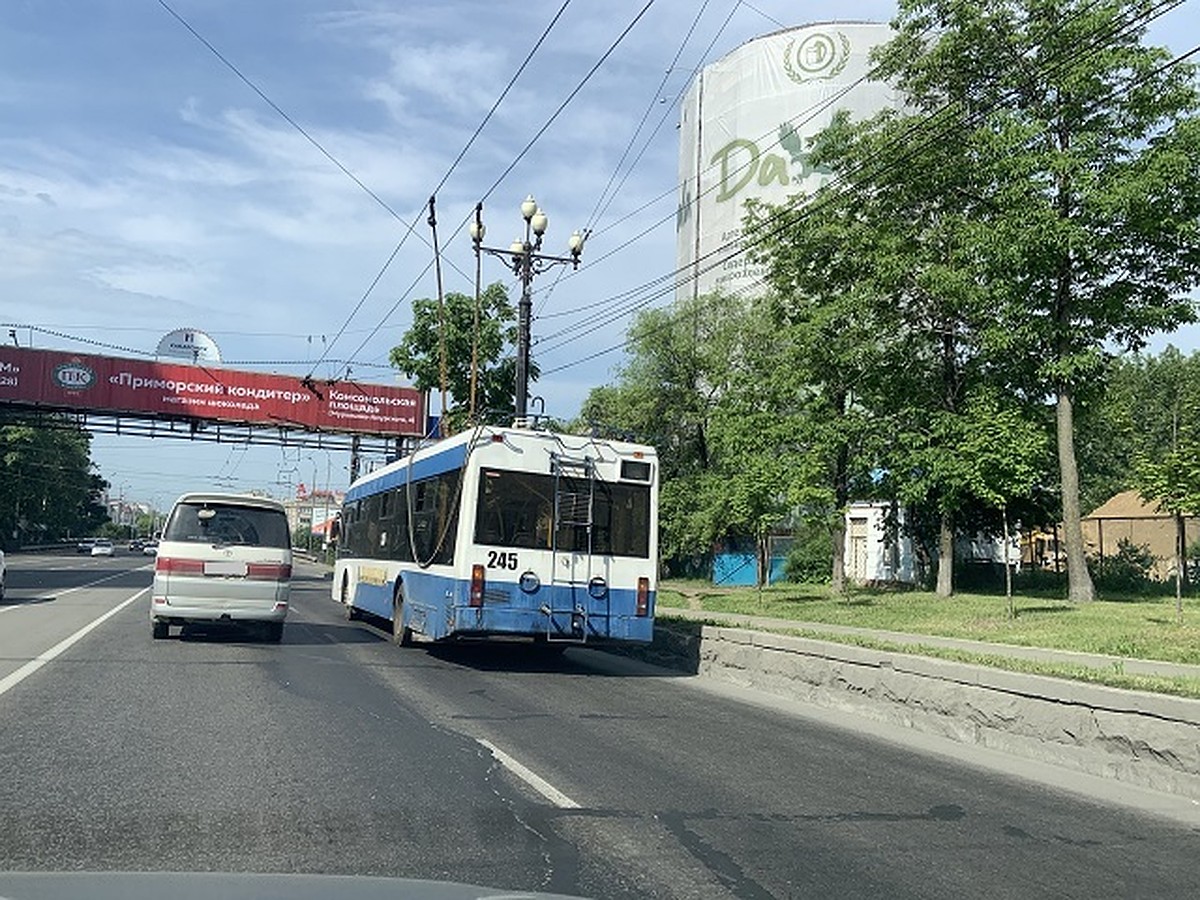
[151,492,293,642]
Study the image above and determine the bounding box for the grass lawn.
[657,579,1200,666]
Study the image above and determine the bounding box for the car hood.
[0,872,587,900]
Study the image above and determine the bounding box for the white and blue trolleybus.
[332,424,658,646]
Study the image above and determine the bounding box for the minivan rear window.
[164,502,290,549]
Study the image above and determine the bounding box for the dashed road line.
[477,737,582,809]
[0,588,148,698]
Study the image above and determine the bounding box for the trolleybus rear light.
[470,564,486,607]
[636,577,650,616]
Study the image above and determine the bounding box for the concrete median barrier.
[615,622,1200,801]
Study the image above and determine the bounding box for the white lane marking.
[0,588,148,698]
[55,566,154,596]
[0,564,151,614]
[476,738,582,809]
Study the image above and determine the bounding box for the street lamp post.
[469,196,584,420]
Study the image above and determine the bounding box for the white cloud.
[1,0,1196,503]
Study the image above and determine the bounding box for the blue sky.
[2,0,1199,508]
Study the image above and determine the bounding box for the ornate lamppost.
[469,196,584,420]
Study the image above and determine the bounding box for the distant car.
[76,538,97,554]
[129,539,144,552]
[90,540,114,557]
[142,541,159,556]
[150,493,292,642]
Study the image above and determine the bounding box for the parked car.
[90,539,115,557]
[150,493,292,642]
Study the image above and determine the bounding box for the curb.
[619,621,1200,801]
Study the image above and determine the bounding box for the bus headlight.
[519,570,541,594]
[588,576,608,599]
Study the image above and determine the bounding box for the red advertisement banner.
[0,346,425,437]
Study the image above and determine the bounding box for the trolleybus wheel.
[393,583,413,646]
[341,573,359,620]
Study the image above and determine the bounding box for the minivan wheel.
[151,620,169,640]
[264,622,284,643]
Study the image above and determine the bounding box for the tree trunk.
[831,517,847,595]
[830,423,850,595]
[1056,387,1095,602]
[1003,504,1014,619]
[936,509,954,598]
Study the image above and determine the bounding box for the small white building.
[844,501,918,585]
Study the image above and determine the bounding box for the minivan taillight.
[470,564,485,607]
[247,563,292,580]
[636,577,650,617]
[155,557,204,575]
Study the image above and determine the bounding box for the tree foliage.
[0,414,109,546]
[743,0,1200,599]
[578,294,796,580]
[389,282,524,428]
[875,0,1200,602]
[580,2,1200,601]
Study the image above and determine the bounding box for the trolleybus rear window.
[474,468,651,558]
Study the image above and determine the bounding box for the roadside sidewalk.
[656,605,1200,681]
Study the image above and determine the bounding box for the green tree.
[0,414,108,546]
[698,299,800,584]
[745,187,893,594]
[1136,446,1200,622]
[579,294,726,563]
[1117,346,1200,619]
[579,293,797,583]
[874,0,1200,602]
[750,94,1021,597]
[389,282,523,428]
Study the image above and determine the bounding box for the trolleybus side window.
[339,500,357,556]
[409,470,461,565]
[388,486,411,562]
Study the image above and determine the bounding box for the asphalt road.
[2,552,1198,899]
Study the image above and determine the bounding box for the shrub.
[785,525,831,584]
[1091,538,1159,596]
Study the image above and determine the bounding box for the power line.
[474,1,658,209]
[538,0,1178,354]
[583,0,719,233]
[338,1,661,375]
[155,0,567,378]
[156,0,403,222]
[538,0,1188,375]
[533,35,902,341]
[534,0,1181,347]
[531,18,895,328]
[307,0,576,377]
[535,0,740,318]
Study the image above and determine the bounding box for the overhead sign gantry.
[0,345,427,454]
